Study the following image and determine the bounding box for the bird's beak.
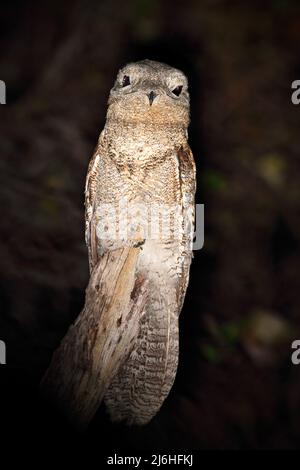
[147,91,157,106]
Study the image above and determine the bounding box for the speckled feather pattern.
[85,60,196,425]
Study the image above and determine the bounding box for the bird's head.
[107,59,190,129]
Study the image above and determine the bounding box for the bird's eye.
[172,85,183,97]
[122,75,131,87]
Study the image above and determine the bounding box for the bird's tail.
[104,276,179,425]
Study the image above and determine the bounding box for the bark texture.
[40,246,147,429]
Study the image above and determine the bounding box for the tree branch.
[40,246,147,430]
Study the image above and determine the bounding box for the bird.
[85,59,196,425]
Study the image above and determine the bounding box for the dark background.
[0,0,300,451]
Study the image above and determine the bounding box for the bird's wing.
[177,144,196,311]
[85,145,101,272]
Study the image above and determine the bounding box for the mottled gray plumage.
[85,59,196,425]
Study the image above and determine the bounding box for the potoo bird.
[85,59,196,425]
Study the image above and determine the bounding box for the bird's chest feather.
[94,148,186,254]
[105,152,182,205]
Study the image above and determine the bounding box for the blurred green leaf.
[257,153,285,188]
[202,169,228,192]
[200,344,221,364]
[242,309,291,346]
[220,322,240,344]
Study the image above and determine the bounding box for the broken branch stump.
[40,246,147,429]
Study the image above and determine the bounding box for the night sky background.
[0,0,300,451]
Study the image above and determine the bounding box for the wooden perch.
[40,246,147,430]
